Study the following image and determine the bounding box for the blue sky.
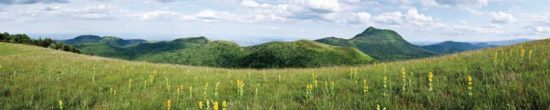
[0,0,549,45]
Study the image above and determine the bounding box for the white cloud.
[241,0,270,8]
[290,0,341,13]
[239,0,293,22]
[371,9,434,26]
[421,0,489,7]
[352,12,371,24]
[137,10,188,21]
[14,4,128,20]
[373,11,403,25]
[321,11,371,24]
[388,0,413,5]
[533,26,550,34]
[69,4,125,20]
[0,0,69,5]
[419,0,442,7]
[405,9,433,22]
[488,11,515,24]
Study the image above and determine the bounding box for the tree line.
[0,32,80,53]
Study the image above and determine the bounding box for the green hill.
[64,35,146,47]
[422,41,495,54]
[316,27,435,61]
[1,38,548,109]
[136,40,247,67]
[63,35,103,45]
[242,40,373,68]
[65,36,373,68]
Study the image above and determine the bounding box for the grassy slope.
[242,40,373,68]
[0,39,549,109]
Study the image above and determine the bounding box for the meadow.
[0,39,549,109]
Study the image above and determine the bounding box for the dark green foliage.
[0,32,79,53]
[0,32,7,41]
[65,36,374,68]
[316,26,435,61]
[137,40,248,67]
[63,35,102,45]
[422,41,495,54]
[33,38,55,48]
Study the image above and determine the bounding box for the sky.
[0,0,549,45]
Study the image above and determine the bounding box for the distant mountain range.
[63,26,527,68]
[421,41,494,54]
[418,39,531,54]
[64,35,373,68]
[412,38,531,46]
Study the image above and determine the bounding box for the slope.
[0,39,549,109]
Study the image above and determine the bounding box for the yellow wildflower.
[467,75,473,96]
[222,100,227,110]
[58,99,63,110]
[306,84,314,98]
[166,99,172,110]
[237,80,245,97]
[213,101,219,110]
[363,80,368,96]
[428,72,433,91]
[401,67,407,91]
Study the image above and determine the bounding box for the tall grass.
[0,39,549,109]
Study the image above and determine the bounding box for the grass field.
[1,39,549,109]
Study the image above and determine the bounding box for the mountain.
[64,36,374,68]
[316,26,435,61]
[422,41,495,54]
[63,35,147,48]
[2,38,549,109]
[63,35,102,45]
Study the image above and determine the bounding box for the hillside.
[64,35,146,47]
[136,40,247,67]
[1,39,549,109]
[65,36,373,68]
[422,41,494,54]
[242,40,373,68]
[316,27,435,61]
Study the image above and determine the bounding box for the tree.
[0,32,5,42]
[43,38,55,47]
[10,34,31,43]
[1,32,80,53]
[0,32,9,41]
[33,38,56,47]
